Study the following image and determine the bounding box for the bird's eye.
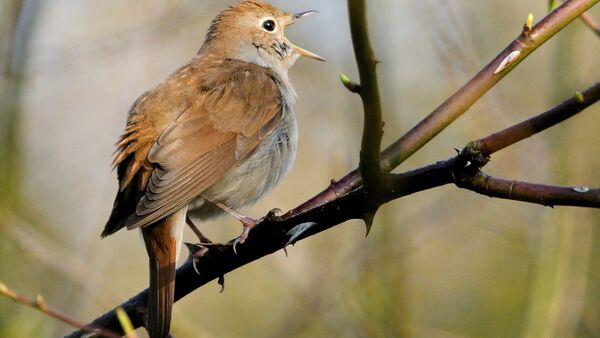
[262,19,276,32]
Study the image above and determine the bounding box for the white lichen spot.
[572,186,590,193]
[494,50,521,74]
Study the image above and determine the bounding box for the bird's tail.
[142,208,186,338]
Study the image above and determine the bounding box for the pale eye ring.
[262,19,276,32]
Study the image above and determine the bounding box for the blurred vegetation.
[0,1,599,337]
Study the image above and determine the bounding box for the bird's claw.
[231,226,252,255]
[185,243,210,275]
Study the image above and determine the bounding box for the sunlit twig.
[0,281,121,338]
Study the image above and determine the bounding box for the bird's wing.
[102,59,283,235]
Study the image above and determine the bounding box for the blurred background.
[1,0,600,337]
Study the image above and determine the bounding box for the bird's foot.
[231,222,255,255]
[229,208,283,254]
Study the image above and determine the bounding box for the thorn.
[340,73,361,93]
[218,275,225,293]
[494,50,521,74]
[574,90,585,103]
[454,148,461,154]
[362,210,377,236]
[285,222,317,246]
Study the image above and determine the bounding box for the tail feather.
[146,249,176,338]
[142,208,186,338]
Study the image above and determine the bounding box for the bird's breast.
[188,103,297,219]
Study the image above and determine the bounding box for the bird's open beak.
[287,10,326,62]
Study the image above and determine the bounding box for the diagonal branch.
[456,171,600,208]
[0,281,121,338]
[472,81,600,156]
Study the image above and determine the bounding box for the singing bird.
[101,1,323,337]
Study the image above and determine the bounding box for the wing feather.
[103,58,284,233]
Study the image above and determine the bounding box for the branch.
[0,281,121,338]
[347,0,386,195]
[381,0,600,170]
[472,81,600,156]
[289,0,600,218]
[65,156,465,338]
[456,171,600,208]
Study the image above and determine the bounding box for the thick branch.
[65,156,463,337]
[67,138,600,337]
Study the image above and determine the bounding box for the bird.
[100,1,323,337]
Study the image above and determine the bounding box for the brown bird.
[101,1,323,337]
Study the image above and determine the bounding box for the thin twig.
[473,81,600,156]
[456,171,600,208]
[0,281,121,338]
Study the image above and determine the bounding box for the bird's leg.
[202,198,283,254]
[210,200,258,230]
[206,200,257,248]
[185,216,213,244]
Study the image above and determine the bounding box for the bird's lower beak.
[287,10,325,62]
[292,43,326,62]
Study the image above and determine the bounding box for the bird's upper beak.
[286,10,325,62]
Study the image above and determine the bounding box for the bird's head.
[202,0,324,74]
